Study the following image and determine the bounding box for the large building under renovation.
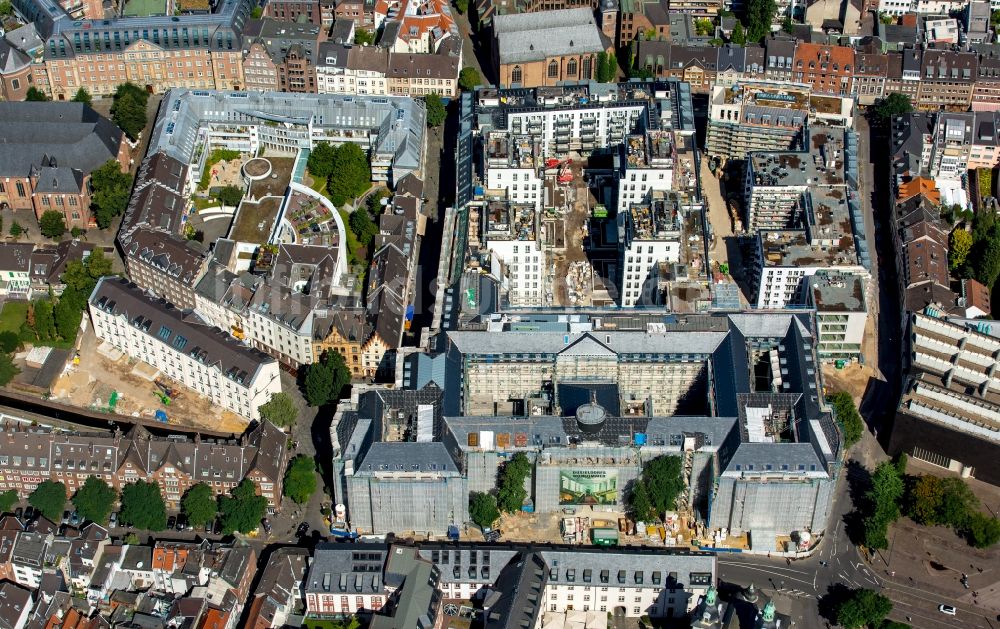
[332,311,842,551]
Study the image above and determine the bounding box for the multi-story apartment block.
[968,111,1000,169]
[916,50,978,111]
[853,49,888,106]
[242,19,324,94]
[763,37,796,83]
[927,112,973,181]
[0,102,129,228]
[306,542,717,624]
[792,42,854,96]
[617,132,674,211]
[481,200,545,307]
[618,191,682,307]
[744,129,870,310]
[885,48,923,104]
[808,271,868,362]
[972,51,1000,112]
[88,277,283,421]
[263,0,328,25]
[482,132,545,209]
[890,312,1000,487]
[379,0,458,55]
[10,532,46,588]
[313,308,371,378]
[705,81,810,159]
[0,418,288,510]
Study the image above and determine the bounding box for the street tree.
[120,480,168,531]
[40,211,66,239]
[459,67,481,91]
[29,481,66,522]
[863,460,905,549]
[302,350,350,407]
[8,222,22,238]
[828,391,864,447]
[0,490,18,514]
[181,483,218,529]
[258,392,298,427]
[219,479,268,534]
[425,93,447,128]
[834,588,892,629]
[73,477,117,525]
[284,455,318,505]
[71,87,93,106]
[871,93,913,127]
[470,492,500,529]
[965,512,1000,548]
[906,474,944,525]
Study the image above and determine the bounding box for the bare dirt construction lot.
[50,326,247,434]
[822,362,878,402]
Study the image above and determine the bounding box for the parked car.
[23,507,34,521]
[296,522,310,537]
[109,512,118,527]
[939,605,957,616]
[261,518,272,534]
[175,515,187,531]
[167,516,176,529]
[61,511,70,525]
[212,519,223,535]
[69,511,79,526]
[13,508,22,520]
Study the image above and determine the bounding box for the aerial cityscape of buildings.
[0,0,998,624]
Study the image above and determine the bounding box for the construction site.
[49,325,248,434]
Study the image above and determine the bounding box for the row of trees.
[595,52,618,83]
[863,456,1000,550]
[829,391,865,448]
[17,250,112,348]
[17,461,316,534]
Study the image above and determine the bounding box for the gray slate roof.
[493,8,606,65]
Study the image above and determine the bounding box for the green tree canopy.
[120,480,167,531]
[871,93,913,127]
[250,5,262,17]
[53,297,83,340]
[425,93,447,128]
[0,490,19,514]
[628,480,656,521]
[731,21,747,45]
[829,391,864,448]
[637,455,686,517]
[72,477,117,525]
[863,460,905,549]
[949,229,973,272]
[111,84,149,141]
[25,87,48,101]
[0,1,13,16]
[354,29,376,45]
[906,474,944,525]
[459,67,481,91]
[307,142,338,179]
[258,391,298,427]
[0,331,20,353]
[215,185,244,208]
[745,0,777,43]
[327,143,372,207]
[8,222,22,238]
[303,350,350,407]
[40,211,66,239]
[470,492,500,528]
[29,480,66,522]
[834,589,892,629]
[71,87,93,106]
[349,207,378,248]
[181,483,218,528]
[454,0,468,13]
[219,479,268,534]
[497,452,531,512]
[90,160,134,229]
[965,511,1000,548]
[284,455,318,505]
[0,353,19,387]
